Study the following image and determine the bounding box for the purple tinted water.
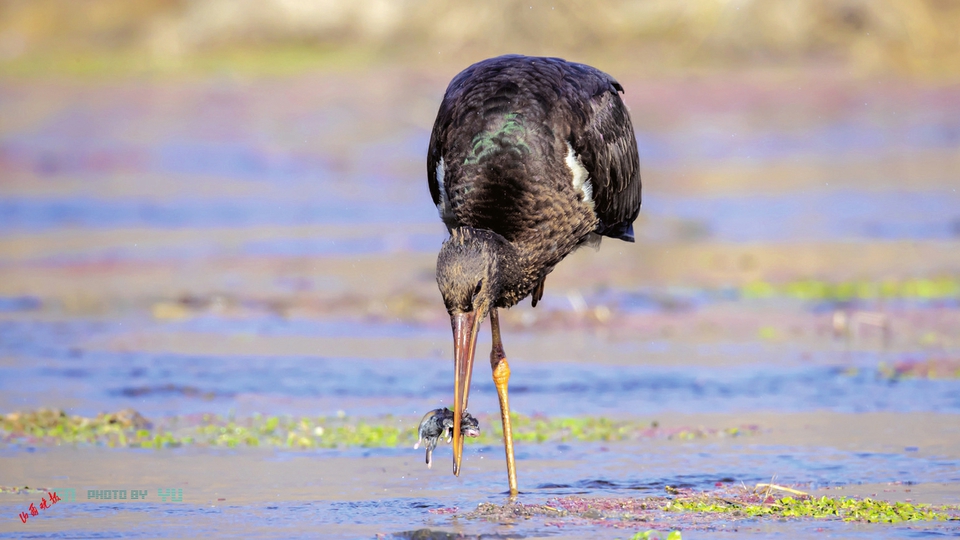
[643,190,960,243]
[635,116,960,163]
[0,197,429,231]
[3,81,960,539]
[2,320,958,420]
[3,112,960,244]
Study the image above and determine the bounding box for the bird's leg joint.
[491,347,510,386]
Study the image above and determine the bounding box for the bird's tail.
[598,221,635,243]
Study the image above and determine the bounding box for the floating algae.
[461,487,957,529]
[0,409,759,449]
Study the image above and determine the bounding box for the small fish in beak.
[414,408,480,468]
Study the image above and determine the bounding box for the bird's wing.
[427,79,465,231]
[426,112,445,213]
[567,71,642,241]
[428,56,641,239]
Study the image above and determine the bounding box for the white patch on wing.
[565,142,594,211]
[435,157,453,219]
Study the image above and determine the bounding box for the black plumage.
[426,55,642,495]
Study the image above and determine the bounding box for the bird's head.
[435,226,516,476]
[436,227,507,317]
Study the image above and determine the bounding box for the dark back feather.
[428,55,641,265]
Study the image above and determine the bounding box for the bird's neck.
[478,231,539,309]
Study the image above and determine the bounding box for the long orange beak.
[451,310,482,476]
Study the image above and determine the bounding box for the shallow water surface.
[2,318,960,420]
[2,72,959,538]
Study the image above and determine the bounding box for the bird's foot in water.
[414,408,480,468]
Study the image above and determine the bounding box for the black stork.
[427,55,642,495]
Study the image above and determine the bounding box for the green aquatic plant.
[629,531,681,540]
[667,495,949,523]
[465,490,955,529]
[0,409,759,450]
[499,413,754,444]
[741,276,960,302]
[0,485,50,495]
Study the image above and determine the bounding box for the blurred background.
[2,0,960,73]
[2,2,960,536]
[1,0,960,422]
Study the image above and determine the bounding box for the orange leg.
[489,308,518,496]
